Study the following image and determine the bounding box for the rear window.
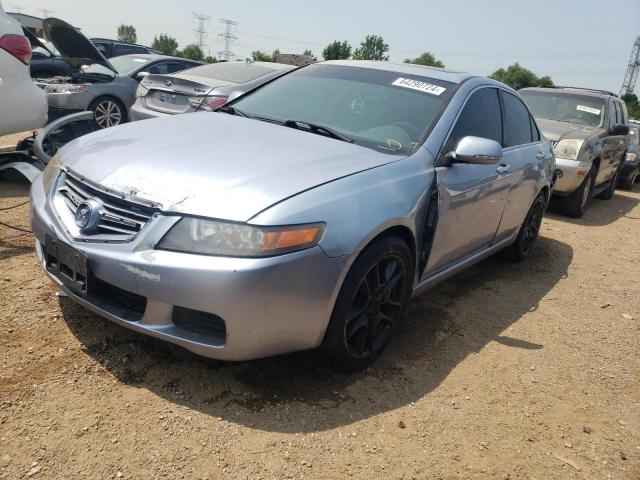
[180,62,279,84]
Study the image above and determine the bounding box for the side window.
[147,62,171,75]
[94,42,110,57]
[166,62,190,74]
[444,88,502,153]
[615,101,627,125]
[501,92,533,148]
[529,115,540,142]
[114,44,146,56]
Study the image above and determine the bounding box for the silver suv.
[520,87,629,218]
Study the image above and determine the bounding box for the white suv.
[0,1,47,137]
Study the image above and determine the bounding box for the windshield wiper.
[218,105,249,118]
[283,120,353,143]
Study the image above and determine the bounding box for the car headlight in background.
[188,95,228,111]
[41,83,88,94]
[554,139,584,161]
[157,219,325,257]
[41,154,62,194]
[625,152,637,162]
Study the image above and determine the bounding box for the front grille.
[56,172,156,241]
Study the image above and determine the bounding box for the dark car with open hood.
[520,86,629,218]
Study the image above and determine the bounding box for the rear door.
[493,90,547,243]
[423,87,510,277]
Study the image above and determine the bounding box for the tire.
[321,236,414,373]
[511,192,546,262]
[597,167,619,200]
[619,169,638,190]
[88,97,127,129]
[557,167,595,218]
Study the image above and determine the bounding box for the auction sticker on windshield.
[576,105,601,115]
[392,78,446,96]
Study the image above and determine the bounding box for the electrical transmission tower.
[192,12,211,51]
[218,19,238,61]
[620,35,640,96]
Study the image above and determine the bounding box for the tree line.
[118,24,639,116]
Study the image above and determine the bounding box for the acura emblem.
[164,79,172,87]
[74,198,102,232]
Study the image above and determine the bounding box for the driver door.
[423,87,510,277]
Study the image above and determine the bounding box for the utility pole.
[218,19,238,61]
[620,35,640,96]
[192,12,211,51]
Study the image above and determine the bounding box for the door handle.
[496,163,511,175]
[536,151,545,160]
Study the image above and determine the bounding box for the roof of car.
[319,60,477,84]
[520,86,618,100]
[247,61,295,70]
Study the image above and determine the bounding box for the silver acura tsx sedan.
[31,61,555,371]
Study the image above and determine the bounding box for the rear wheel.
[619,169,638,190]
[89,97,127,129]
[322,237,414,372]
[511,192,546,262]
[557,166,595,218]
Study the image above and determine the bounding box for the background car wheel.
[619,169,638,190]
[89,97,127,129]
[558,166,595,218]
[322,236,414,373]
[597,168,619,200]
[511,192,546,262]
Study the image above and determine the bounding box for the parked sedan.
[36,18,200,128]
[0,0,47,136]
[130,60,294,121]
[31,61,555,371]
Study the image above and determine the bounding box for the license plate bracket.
[45,234,89,296]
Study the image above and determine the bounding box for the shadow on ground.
[548,187,639,226]
[61,234,572,433]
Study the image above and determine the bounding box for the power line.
[191,12,211,51]
[218,19,238,61]
[620,35,640,96]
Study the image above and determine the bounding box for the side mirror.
[227,90,245,103]
[136,71,150,81]
[448,136,503,165]
[611,124,629,136]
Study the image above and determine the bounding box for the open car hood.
[43,17,117,74]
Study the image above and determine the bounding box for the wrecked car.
[31,61,555,371]
[35,18,200,128]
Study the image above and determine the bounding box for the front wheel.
[511,192,546,262]
[89,97,126,129]
[321,237,414,372]
[557,167,595,218]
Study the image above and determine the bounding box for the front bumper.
[552,158,592,195]
[30,175,349,361]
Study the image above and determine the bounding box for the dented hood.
[58,112,402,221]
[536,118,602,143]
[43,17,117,73]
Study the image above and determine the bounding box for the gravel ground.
[0,133,638,479]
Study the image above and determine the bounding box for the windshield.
[182,62,282,84]
[521,91,606,128]
[83,56,150,76]
[229,64,454,154]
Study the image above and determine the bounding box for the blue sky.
[9,0,640,94]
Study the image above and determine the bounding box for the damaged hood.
[43,17,117,74]
[58,113,402,221]
[536,118,602,143]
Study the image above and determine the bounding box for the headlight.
[625,152,637,162]
[41,154,62,194]
[157,219,325,257]
[42,83,87,94]
[554,139,584,161]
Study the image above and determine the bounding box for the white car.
[0,1,47,137]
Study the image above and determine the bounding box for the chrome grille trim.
[55,171,157,242]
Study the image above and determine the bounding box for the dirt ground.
[0,132,638,479]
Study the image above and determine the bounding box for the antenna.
[191,12,211,51]
[620,35,640,96]
[218,19,238,61]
